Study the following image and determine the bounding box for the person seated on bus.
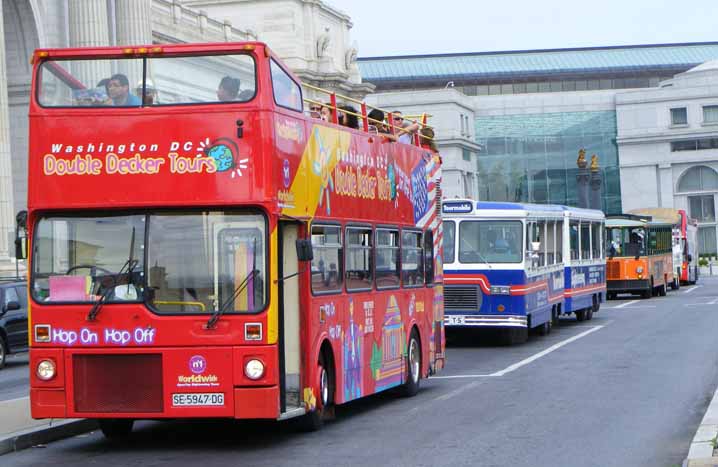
[337,104,359,129]
[307,102,323,119]
[367,109,398,142]
[320,102,335,122]
[391,111,420,144]
[134,79,158,105]
[107,73,141,106]
[217,76,240,102]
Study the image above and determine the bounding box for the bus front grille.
[444,285,480,311]
[73,354,164,413]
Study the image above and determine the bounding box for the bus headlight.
[490,285,511,295]
[36,359,56,381]
[636,267,644,274]
[244,359,265,380]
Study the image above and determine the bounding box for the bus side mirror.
[15,210,27,260]
[296,239,313,262]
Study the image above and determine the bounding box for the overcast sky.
[325,0,718,58]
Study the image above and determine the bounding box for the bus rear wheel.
[99,419,134,439]
[575,309,586,321]
[399,330,421,397]
[658,282,667,296]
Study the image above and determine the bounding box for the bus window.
[401,230,423,287]
[580,222,591,260]
[310,225,342,294]
[345,227,372,292]
[424,230,435,284]
[626,228,645,257]
[556,220,563,262]
[591,223,602,259]
[570,220,579,260]
[270,59,302,112]
[148,54,256,105]
[37,59,143,107]
[375,229,400,289]
[146,211,266,314]
[443,221,455,264]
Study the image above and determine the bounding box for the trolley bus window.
[375,229,400,289]
[459,221,522,264]
[401,231,424,287]
[311,225,343,294]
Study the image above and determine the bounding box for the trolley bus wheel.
[399,329,421,397]
[99,419,134,439]
[586,307,593,321]
[658,282,667,296]
[575,310,586,322]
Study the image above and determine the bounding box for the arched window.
[677,165,718,192]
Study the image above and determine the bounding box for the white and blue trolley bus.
[442,200,606,344]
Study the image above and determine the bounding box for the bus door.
[278,221,303,414]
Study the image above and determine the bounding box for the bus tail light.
[36,359,56,381]
[245,323,262,341]
[35,324,51,343]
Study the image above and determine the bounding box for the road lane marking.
[709,297,718,305]
[615,300,639,308]
[434,324,607,380]
[683,286,701,294]
[491,325,604,377]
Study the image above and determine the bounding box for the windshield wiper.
[206,238,258,329]
[87,227,137,321]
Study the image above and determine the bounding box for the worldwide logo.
[189,355,206,374]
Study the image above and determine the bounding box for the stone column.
[115,0,152,85]
[589,169,603,211]
[576,167,590,209]
[68,0,111,87]
[0,1,15,261]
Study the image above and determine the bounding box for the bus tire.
[659,282,667,296]
[586,307,593,321]
[505,327,528,345]
[592,295,600,313]
[99,419,134,439]
[299,349,334,432]
[575,309,586,322]
[399,329,421,397]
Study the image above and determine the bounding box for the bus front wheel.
[300,350,334,431]
[99,419,134,439]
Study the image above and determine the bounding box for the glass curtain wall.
[475,111,621,214]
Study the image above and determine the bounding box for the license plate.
[172,393,225,407]
[446,315,465,325]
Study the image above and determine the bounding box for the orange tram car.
[21,41,445,437]
[605,216,674,299]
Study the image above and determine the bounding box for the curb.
[685,386,718,466]
[0,419,98,456]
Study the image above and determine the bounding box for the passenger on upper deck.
[320,103,335,122]
[135,79,158,105]
[217,76,240,102]
[419,127,438,153]
[367,109,398,142]
[107,73,141,106]
[391,111,420,144]
[337,104,359,129]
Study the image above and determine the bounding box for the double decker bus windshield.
[37,53,256,107]
[32,211,266,314]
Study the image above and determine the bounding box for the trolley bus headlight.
[490,285,511,295]
[244,359,265,380]
[636,267,644,274]
[36,359,56,381]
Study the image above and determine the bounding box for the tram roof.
[605,218,673,228]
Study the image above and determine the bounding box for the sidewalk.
[0,397,96,455]
[685,386,718,466]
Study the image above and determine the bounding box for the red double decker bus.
[22,42,444,436]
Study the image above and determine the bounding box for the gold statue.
[590,154,599,172]
[576,148,587,169]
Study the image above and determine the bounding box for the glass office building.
[475,111,621,214]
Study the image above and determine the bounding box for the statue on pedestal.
[577,148,587,169]
[590,154,599,172]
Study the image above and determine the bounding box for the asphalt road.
[0,353,28,401]
[4,277,718,467]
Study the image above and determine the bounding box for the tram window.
[649,229,658,253]
[345,227,373,292]
[310,225,343,294]
[424,231,435,285]
[444,221,455,264]
[401,231,423,288]
[545,221,556,265]
[556,220,563,262]
[570,220,579,260]
[376,229,400,290]
[580,223,591,260]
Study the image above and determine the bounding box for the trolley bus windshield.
[32,211,266,313]
[458,221,523,264]
[606,226,646,257]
